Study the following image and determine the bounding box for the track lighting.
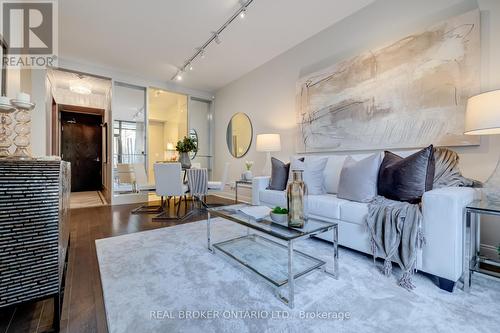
[170,0,254,81]
[213,32,222,45]
[176,71,183,81]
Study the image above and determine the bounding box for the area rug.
[95,218,500,333]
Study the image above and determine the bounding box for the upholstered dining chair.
[190,162,202,169]
[116,163,135,192]
[131,163,159,214]
[208,162,229,194]
[152,162,190,221]
[186,168,208,214]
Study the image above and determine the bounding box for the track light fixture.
[175,70,183,81]
[170,0,254,81]
[212,32,222,45]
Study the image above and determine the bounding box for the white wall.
[27,58,213,158]
[214,0,500,247]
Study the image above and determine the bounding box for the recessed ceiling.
[59,0,374,92]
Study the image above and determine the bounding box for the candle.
[0,96,11,105]
[16,92,30,103]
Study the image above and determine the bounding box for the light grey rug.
[95,219,500,333]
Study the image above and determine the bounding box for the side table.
[235,179,252,203]
[463,200,500,292]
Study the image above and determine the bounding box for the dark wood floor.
[0,196,232,333]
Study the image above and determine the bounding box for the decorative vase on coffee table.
[179,152,191,169]
[287,170,307,228]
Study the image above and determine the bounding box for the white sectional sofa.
[252,151,479,291]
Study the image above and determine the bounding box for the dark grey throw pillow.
[267,157,290,191]
[377,145,435,203]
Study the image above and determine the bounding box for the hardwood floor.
[0,196,232,333]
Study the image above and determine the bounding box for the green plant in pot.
[176,136,197,169]
[270,206,288,224]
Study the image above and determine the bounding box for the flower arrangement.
[176,136,197,153]
[245,160,254,171]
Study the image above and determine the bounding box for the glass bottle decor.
[287,170,307,228]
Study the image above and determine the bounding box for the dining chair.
[131,163,159,214]
[115,163,135,192]
[190,162,202,169]
[208,162,229,193]
[152,162,190,221]
[186,168,208,214]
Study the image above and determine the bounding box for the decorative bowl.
[270,212,288,224]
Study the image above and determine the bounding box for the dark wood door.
[61,111,102,192]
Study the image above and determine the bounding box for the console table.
[0,159,70,331]
[463,200,500,292]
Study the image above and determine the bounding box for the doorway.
[61,109,103,192]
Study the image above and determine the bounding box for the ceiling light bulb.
[69,79,92,95]
[240,8,246,18]
[176,72,183,81]
[188,63,194,71]
[213,32,222,44]
[197,48,206,59]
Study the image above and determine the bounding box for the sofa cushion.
[259,189,287,208]
[337,153,381,203]
[339,200,369,226]
[378,145,435,203]
[306,194,342,219]
[323,155,347,194]
[267,157,290,191]
[290,157,328,195]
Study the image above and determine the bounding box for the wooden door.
[61,111,102,192]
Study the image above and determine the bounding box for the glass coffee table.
[207,204,338,308]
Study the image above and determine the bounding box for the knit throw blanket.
[366,147,477,290]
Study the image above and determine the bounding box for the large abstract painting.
[296,10,480,152]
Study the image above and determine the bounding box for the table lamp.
[464,89,500,202]
[256,134,281,176]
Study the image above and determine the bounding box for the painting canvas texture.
[296,10,480,152]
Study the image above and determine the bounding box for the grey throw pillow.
[337,154,381,203]
[267,157,290,191]
[377,145,435,203]
[290,157,328,195]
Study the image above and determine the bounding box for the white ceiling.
[59,0,374,92]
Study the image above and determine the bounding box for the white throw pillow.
[337,153,381,203]
[323,155,348,194]
[289,157,328,195]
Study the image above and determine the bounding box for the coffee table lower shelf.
[212,234,327,307]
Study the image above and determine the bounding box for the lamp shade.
[464,90,500,135]
[256,134,281,152]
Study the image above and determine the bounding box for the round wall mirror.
[188,128,198,159]
[226,113,252,158]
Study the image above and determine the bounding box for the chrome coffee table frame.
[207,204,338,308]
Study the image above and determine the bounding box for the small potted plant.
[270,206,288,224]
[243,160,254,180]
[176,136,197,169]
